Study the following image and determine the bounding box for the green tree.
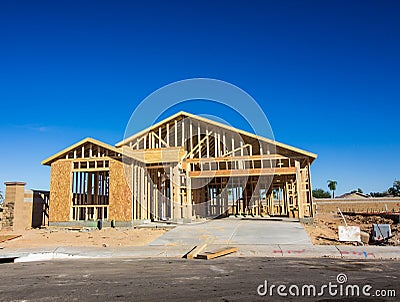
[388,180,400,196]
[327,180,337,198]
[350,188,364,194]
[370,191,389,197]
[312,188,331,198]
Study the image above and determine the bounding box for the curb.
[1,245,399,261]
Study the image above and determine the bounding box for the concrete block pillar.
[3,182,31,230]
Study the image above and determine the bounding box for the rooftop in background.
[336,191,370,199]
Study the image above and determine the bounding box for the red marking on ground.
[341,251,375,257]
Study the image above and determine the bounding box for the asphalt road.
[0,258,399,301]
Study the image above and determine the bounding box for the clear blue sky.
[1,0,399,195]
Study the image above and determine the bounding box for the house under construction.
[42,111,317,226]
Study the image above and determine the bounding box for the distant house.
[336,191,370,199]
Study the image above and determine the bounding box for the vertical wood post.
[295,160,304,218]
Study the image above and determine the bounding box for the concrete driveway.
[149,218,312,246]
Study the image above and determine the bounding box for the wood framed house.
[42,111,317,226]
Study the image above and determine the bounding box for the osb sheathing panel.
[127,147,185,164]
[109,160,132,221]
[49,160,72,222]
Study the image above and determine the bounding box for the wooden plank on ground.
[196,246,238,260]
[185,243,207,259]
[0,235,22,243]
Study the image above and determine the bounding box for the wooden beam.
[206,127,210,158]
[190,120,193,156]
[222,132,226,155]
[198,122,201,158]
[130,135,146,149]
[222,143,250,158]
[72,167,109,172]
[186,243,207,259]
[218,133,221,157]
[295,160,304,218]
[166,123,170,146]
[174,120,178,147]
[169,165,173,219]
[158,127,162,148]
[196,247,238,260]
[189,167,296,178]
[182,120,185,149]
[186,154,287,163]
[152,131,169,148]
[181,132,212,161]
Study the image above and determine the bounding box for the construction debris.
[338,226,361,242]
[360,231,370,244]
[185,243,207,259]
[370,224,394,245]
[304,213,400,246]
[372,224,392,241]
[0,235,22,243]
[337,207,362,243]
[196,247,238,260]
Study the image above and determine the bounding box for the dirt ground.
[2,215,399,249]
[304,212,400,246]
[0,227,167,249]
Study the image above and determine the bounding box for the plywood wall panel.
[49,160,72,222]
[109,160,132,222]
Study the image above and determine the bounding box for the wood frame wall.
[122,114,315,220]
[44,113,316,223]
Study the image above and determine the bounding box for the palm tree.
[327,180,337,198]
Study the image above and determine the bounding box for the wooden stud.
[198,122,201,158]
[196,246,238,260]
[182,120,185,149]
[222,132,226,155]
[158,127,162,148]
[295,160,304,218]
[206,127,210,158]
[174,120,178,147]
[186,243,207,259]
[190,120,193,156]
[166,123,170,146]
[214,133,218,157]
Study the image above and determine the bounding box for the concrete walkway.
[149,218,312,246]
